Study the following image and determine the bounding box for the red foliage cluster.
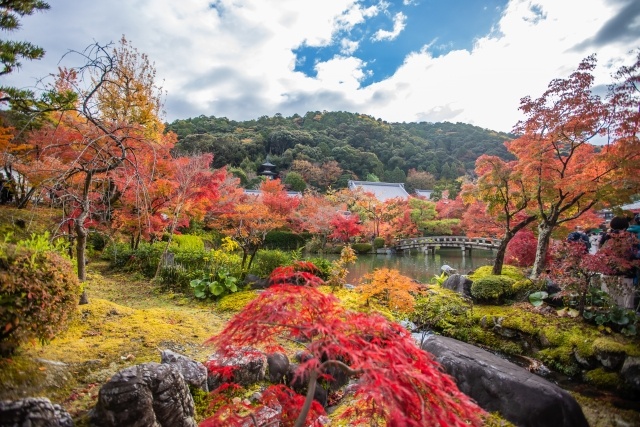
[505,229,537,267]
[202,264,485,427]
[269,261,325,287]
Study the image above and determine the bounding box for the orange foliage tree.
[359,268,421,313]
[510,55,640,277]
[213,200,285,271]
[461,155,537,275]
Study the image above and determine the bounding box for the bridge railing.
[395,236,502,249]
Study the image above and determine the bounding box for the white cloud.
[372,12,407,42]
[1,0,637,133]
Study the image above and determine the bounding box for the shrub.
[373,237,385,249]
[470,275,516,303]
[304,257,332,280]
[359,268,421,314]
[351,243,373,254]
[0,243,81,356]
[171,234,205,251]
[469,265,525,282]
[264,230,306,250]
[103,241,164,277]
[248,249,292,278]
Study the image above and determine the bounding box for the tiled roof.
[348,180,409,201]
[621,201,640,211]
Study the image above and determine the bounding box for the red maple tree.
[203,264,485,427]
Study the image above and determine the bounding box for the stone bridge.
[394,236,502,255]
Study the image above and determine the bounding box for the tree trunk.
[76,223,89,305]
[492,216,537,275]
[492,237,510,275]
[531,223,554,279]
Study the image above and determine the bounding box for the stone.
[160,349,208,392]
[89,362,196,427]
[0,397,73,427]
[620,356,640,391]
[267,352,290,384]
[421,335,588,427]
[243,274,269,290]
[206,347,266,390]
[441,274,472,297]
[594,349,626,370]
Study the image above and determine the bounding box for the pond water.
[322,249,496,284]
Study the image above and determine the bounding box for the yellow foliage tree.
[359,268,420,313]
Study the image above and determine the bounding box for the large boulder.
[160,349,208,392]
[421,335,588,427]
[441,274,472,297]
[0,397,73,427]
[89,362,196,427]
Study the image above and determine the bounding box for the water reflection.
[320,249,496,284]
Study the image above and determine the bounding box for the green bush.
[469,265,525,282]
[0,243,81,356]
[470,275,516,303]
[305,257,332,280]
[352,243,373,254]
[171,234,205,251]
[373,237,385,249]
[103,242,164,277]
[249,249,293,277]
[264,230,307,250]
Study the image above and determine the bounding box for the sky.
[3,0,639,133]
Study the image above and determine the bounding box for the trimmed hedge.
[352,243,373,254]
[264,230,307,250]
[470,275,516,303]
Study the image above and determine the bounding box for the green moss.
[216,290,259,312]
[411,287,473,334]
[538,347,581,376]
[584,368,623,389]
[471,275,516,302]
[592,337,640,356]
[469,265,526,282]
[190,384,215,422]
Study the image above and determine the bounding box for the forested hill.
[166,111,514,185]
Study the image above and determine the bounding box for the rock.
[89,362,196,427]
[206,347,266,390]
[161,349,208,392]
[595,349,626,370]
[243,274,269,290]
[267,352,289,384]
[620,356,640,391]
[0,397,73,427]
[441,274,472,297]
[421,335,588,427]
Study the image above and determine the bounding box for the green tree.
[0,0,52,107]
[283,171,306,192]
[383,166,406,183]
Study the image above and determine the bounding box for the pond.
[322,248,496,285]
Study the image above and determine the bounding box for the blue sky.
[294,0,508,86]
[2,0,638,132]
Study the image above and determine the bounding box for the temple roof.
[347,180,410,202]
